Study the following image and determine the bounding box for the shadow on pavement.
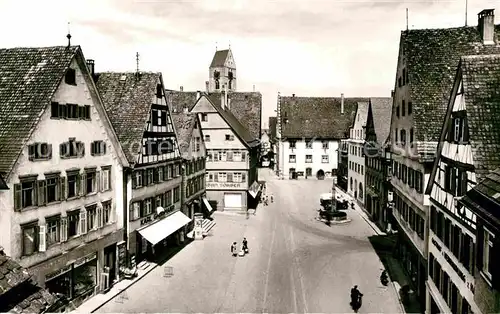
[368,234,423,314]
[153,238,195,266]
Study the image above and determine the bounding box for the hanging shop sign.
[140,204,175,226]
[206,182,244,189]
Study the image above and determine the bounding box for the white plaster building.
[277,94,359,180]
[0,46,129,309]
[347,102,369,204]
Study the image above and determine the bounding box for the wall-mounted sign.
[74,252,97,268]
[207,182,244,189]
[140,204,175,226]
[46,264,72,281]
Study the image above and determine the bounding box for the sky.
[0,0,498,128]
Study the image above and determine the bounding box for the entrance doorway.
[103,244,116,285]
[316,169,325,179]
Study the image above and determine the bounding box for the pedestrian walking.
[350,285,363,312]
[270,194,274,203]
[242,237,249,253]
[231,242,237,257]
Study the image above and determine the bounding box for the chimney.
[180,86,184,92]
[478,9,495,45]
[196,91,201,100]
[391,90,395,98]
[341,93,345,114]
[183,105,189,113]
[0,246,4,256]
[205,81,209,93]
[292,93,295,97]
[86,59,95,78]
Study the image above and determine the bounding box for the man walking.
[242,237,249,253]
[231,242,238,257]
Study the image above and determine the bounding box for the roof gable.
[96,72,178,164]
[171,112,196,155]
[191,95,218,113]
[280,96,365,139]
[402,24,500,143]
[462,167,500,225]
[353,102,369,129]
[368,98,393,145]
[210,49,230,68]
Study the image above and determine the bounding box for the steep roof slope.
[370,97,393,145]
[355,101,369,128]
[461,167,500,224]
[280,96,364,139]
[0,46,79,176]
[402,24,500,143]
[210,49,229,67]
[95,72,166,164]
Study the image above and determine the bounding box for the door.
[103,244,116,285]
[224,193,242,209]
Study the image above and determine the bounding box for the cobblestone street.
[97,169,400,313]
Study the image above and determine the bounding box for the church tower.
[208,47,236,92]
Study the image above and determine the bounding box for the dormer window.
[65,68,76,85]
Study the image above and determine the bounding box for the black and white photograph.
[0,0,499,313]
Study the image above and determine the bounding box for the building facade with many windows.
[277,94,359,180]
[425,54,500,314]
[347,101,368,204]
[96,71,188,266]
[388,11,500,309]
[0,46,129,309]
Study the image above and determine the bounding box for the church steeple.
[208,46,236,92]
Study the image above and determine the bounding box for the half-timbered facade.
[364,97,393,230]
[0,46,129,310]
[171,112,215,234]
[389,11,500,309]
[96,71,189,265]
[459,169,500,314]
[425,54,500,314]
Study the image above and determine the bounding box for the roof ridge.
[404,24,500,33]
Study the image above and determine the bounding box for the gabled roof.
[171,112,197,155]
[96,72,174,164]
[200,94,259,148]
[0,252,57,313]
[166,90,262,139]
[0,46,129,178]
[400,24,500,145]
[460,167,500,226]
[280,96,365,139]
[354,101,369,128]
[269,116,277,143]
[210,49,230,67]
[368,98,393,145]
[427,54,500,194]
[0,46,78,176]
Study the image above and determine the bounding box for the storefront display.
[45,252,97,301]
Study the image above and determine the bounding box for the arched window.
[359,183,364,200]
[215,79,220,90]
[350,177,353,191]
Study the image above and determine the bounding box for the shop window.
[22,223,38,256]
[46,268,72,299]
[73,257,98,298]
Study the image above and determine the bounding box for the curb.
[391,281,407,313]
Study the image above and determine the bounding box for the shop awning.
[138,211,191,245]
[203,197,214,213]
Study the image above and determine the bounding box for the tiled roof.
[0,253,57,313]
[280,96,365,139]
[95,72,163,164]
[369,98,393,145]
[461,167,500,224]
[167,91,262,139]
[402,24,500,144]
[269,116,277,143]
[461,54,500,179]
[203,94,259,147]
[171,112,197,156]
[0,46,79,177]
[210,49,229,67]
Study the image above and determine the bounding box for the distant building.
[337,139,349,191]
[389,9,500,310]
[277,94,359,180]
[426,54,500,314]
[96,71,188,265]
[268,116,278,169]
[347,101,369,204]
[208,48,236,92]
[0,46,129,309]
[459,169,500,314]
[364,97,393,230]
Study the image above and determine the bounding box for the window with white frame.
[225,134,235,141]
[289,154,296,163]
[322,141,329,149]
[305,155,312,163]
[204,135,210,142]
[144,199,153,216]
[233,151,242,161]
[483,228,494,279]
[218,172,227,182]
[322,155,329,163]
[233,172,243,182]
[101,167,111,191]
[130,202,140,220]
[221,151,227,161]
